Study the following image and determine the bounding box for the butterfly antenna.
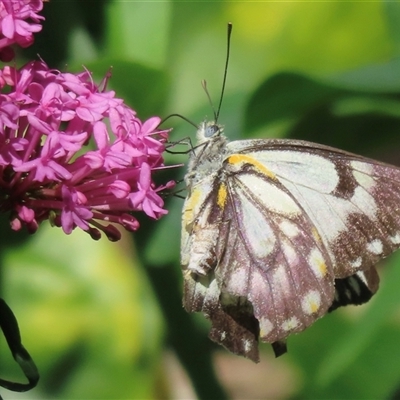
[216,22,233,122]
[200,22,233,123]
[201,79,217,121]
[159,113,198,129]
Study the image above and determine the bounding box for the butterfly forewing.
[236,141,400,277]
[181,125,400,361]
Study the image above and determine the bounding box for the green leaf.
[244,72,343,133]
[244,70,400,154]
[384,1,400,57]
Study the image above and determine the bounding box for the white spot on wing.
[352,170,375,190]
[282,317,300,332]
[350,187,378,220]
[367,239,383,255]
[301,290,321,315]
[390,232,400,245]
[244,339,253,354]
[351,161,373,175]
[308,248,327,278]
[350,257,362,269]
[279,220,300,238]
[351,161,375,190]
[259,317,274,337]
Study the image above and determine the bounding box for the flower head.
[0,60,174,240]
[0,0,45,60]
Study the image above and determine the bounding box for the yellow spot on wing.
[259,317,274,338]
[183,188,201,224]
[311,227,321,243]
[318,260,328,277]
[217,183,227,209]
[309,248,328,278]
[301,290,321,315]
[227,154,276,180]
[310,301,319,313]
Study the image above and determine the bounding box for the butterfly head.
[196,121,224,145]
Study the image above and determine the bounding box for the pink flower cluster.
[0,0,44,60]
[0,60,173,240]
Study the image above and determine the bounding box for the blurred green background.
[2,0,400,398]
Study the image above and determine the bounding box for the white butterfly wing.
[219,165,336,335]
[181,137,400,361]
[234,139,400,277]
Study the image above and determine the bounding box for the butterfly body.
[181,121,400,362]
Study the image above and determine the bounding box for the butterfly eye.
[205,124,220,138]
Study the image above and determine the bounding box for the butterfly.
[180,120,400,362]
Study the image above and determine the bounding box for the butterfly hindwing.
[183,270,261,361]
[329,268,380,312]
[181,124,400,361]
[217,158,336,344]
